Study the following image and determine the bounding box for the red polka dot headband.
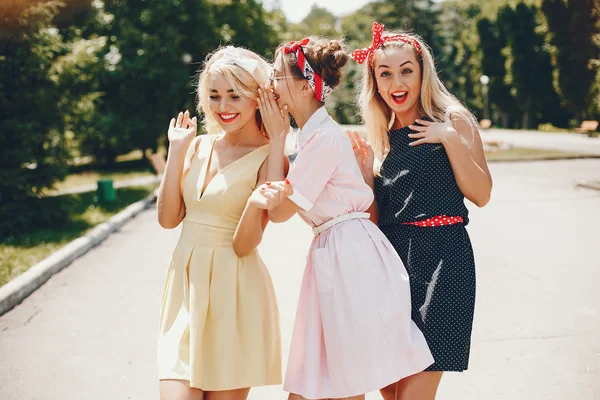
[350,22,422,66]
[283,38,333,103]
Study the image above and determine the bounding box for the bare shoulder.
[448,112,478,133]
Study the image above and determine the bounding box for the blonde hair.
[196,46,271,135]
[356,31,478,175]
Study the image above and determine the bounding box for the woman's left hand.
[408,119,458,146]
[247,180,293,210]
[345,129,374,181]
[257,85,290,140]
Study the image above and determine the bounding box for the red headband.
[350,22,422,66]
[284,38,310,54]
[283,38,332,102]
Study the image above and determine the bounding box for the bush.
[0,1,70,238]
[537,123,571,133]
[0,196,72,241]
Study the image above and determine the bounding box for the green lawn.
[52,169,155,192]
[0,185,156,287]
[485,147,591,161]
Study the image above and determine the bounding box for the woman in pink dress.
[256,37,434,400]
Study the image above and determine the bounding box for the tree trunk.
[500,111,510,128]
[522,111,529,130]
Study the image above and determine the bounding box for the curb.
[0,189,159,317]
[576,180,600,191]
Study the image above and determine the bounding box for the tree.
[435,2,482,114]
[213,0,281,58]
[477,17,516,127]
[85,0,281,163]
[0,0,70,238]
[286,5,338,41]
[542,0,600,121]
[87,0,200,161]
[498,3,562,128]
[379,0,442,59]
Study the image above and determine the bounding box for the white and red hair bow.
[350,22,422,66]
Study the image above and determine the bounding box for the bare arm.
[266,137,298,222]
[257,85,299,223]
[441,118,492,207]
[233,172,293,256]
[157,111,198,229]
[232,161,270,257]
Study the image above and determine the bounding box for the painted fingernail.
[261,187,265,190]
[285,178,290,184]
[266,181,271,185]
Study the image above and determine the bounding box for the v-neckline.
[198,135,268,200]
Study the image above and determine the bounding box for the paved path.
[1,160,599,400]
[480,129,600,155]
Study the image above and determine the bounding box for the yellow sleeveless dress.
[157,134,281,390]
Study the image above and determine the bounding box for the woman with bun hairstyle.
[256,36,433,400]
[156,46,284,400]
[349,22,493,399]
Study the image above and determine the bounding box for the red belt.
[402,215,463,227]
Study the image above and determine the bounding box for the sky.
[265,0,371,23]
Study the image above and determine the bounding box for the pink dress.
[284,107,434,399]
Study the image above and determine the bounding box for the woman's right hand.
[168,110,197,147]
[345,129,375,181]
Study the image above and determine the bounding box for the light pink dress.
[284,107,434,399]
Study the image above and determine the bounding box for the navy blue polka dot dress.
[374,123,476,372]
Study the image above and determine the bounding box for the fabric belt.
[312,212,370,236]
[401,215,463,227]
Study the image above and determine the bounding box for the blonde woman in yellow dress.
[156,46,285,400]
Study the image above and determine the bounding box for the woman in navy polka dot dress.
[347,22,493,399]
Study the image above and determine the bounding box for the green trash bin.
[97,179,117,203]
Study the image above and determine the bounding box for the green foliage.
[3,0,600,242]
[0,0,70,238]
[379,0,441,57]
[82,0,281,163]
[214,0,281,57]
[285,5,338,41]
[477,17,517,126]
[498,3,565,128]
[542,0,600,120]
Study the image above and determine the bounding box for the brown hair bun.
[304,38,348,88]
